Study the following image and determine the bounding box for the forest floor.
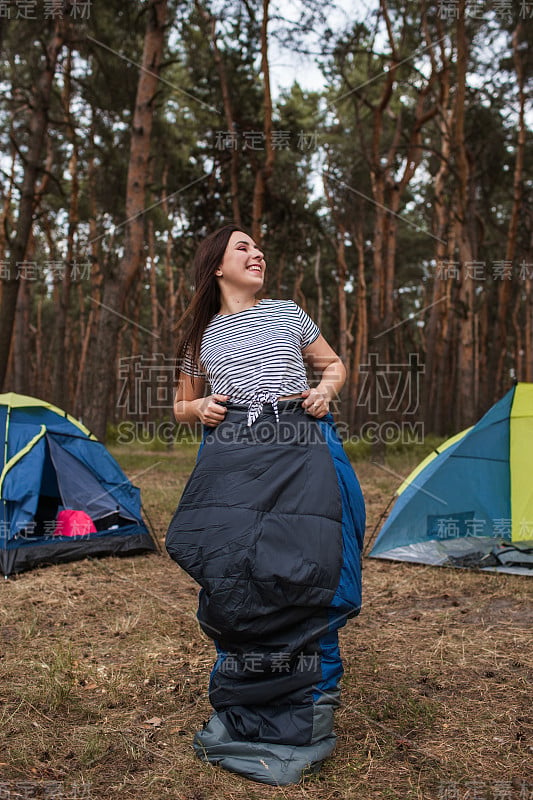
[0,446,532,800]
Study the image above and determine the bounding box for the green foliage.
[0,0,528,435]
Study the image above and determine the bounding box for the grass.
[0,447,531,800]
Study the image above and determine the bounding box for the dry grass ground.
[0,446,531,800]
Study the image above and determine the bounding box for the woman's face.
[216,231,266,290]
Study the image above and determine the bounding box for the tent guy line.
[86,172,211,248]
[89,297,160,339]
[326,34,448,111]
[373,297,448,341]
[327,176,447,247]
[86,35,221,115]
[88,461,163,507]
[370,460,448,505]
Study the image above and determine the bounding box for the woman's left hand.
[301,388,329,418]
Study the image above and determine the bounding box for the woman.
[166,224,365,786]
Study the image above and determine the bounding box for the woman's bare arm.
[301,335,346,417]
[174,372,229,427]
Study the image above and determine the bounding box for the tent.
[368,382,533,575]
[0,392,156,577]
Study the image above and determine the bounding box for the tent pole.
[363,494,396,557]
[141,502,163,554]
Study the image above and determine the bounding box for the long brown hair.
[174,223,246,382]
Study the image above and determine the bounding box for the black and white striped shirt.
[181,299,320,424]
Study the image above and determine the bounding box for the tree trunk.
[34,291,43,396]
[74,113,102,419]
[274,251,285,299]
[349,223,368,430]
[523,274,533,382]
[251,0,273,244]
[367,0,399,350]
[0,129,16,264]
[424,43,453,433]
[494,21,526,398]
[195,0,241,225]
[335,235,348,372]
[454,0,476,428]
[53,46,78,411]
[13,262,32,393]
[84,0,167,440]
[322,175,349,389]
[292,256,306,309]
[313,247,323,331]
[0,21,65,389]
[148,218,159,353]
[161,163,176,358]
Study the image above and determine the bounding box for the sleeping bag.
[166,401,365,785]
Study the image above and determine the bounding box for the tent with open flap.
[0,392,156,576]
[368,383,533,574]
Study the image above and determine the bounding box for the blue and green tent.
[369,383,533,574]
[0,392,156,577]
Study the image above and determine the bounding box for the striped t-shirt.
[180,299,320,424]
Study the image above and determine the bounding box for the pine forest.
[0,0,531,443]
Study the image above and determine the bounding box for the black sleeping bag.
[166,402,365,785]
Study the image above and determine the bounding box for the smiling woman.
[165,223,366,785]
[213,232,266,307]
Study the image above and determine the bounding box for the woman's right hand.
[193,394,230,427]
